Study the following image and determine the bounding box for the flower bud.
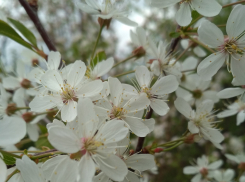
[154,148,163,153]
[98,17,112,29]
[22,112,34,123]
[21,79,32,89]
[6,103,17,116]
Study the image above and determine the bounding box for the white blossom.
[213,169,235,182]
[0,157,7,182]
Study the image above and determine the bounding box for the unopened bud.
[154,148,163,153]
[6,103,17,116]
[98,17,112,29]
[132,46,146,58]
[238,162,245,171]
[32,59,39,66]
[22,112,34,123]
[200,168,208,177]
[129,149,135,155]
[21,79,31,89]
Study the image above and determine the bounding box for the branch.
[18,0,57,52]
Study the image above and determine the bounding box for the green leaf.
[191,11,200,20]
[8,18,37,47]
[35,137,53,150]
[91,51,106,69]
[0,152,16,165]
[0,20,33,50]
[169,32,180,38]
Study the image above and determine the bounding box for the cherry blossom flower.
[240,176,245,182]
[151,0,221,26]
[183,155,223,182]
[225,153,245,166]
[29,60,103,122]
[174,98,224,148]
[217,98,245,126]
[197,5,245,82]
[16,155,46,182]
[213,169,235,182]
[76,0,137,27]
[123,66,179,115]
[47,98,128,182]
[0,157,7,182]
[148,40,181,77]
[94,77,153,137]
[176,74,219,106]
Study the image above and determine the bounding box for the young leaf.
[0,20,33,51]
[169,32,180,38]
[8,18,37,47]
[0,152,16,165]
[91,51,106,69]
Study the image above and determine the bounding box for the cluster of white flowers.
[1,0,245,181]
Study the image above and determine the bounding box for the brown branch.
[18,0,57,52]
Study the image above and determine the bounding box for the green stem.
[114,70,135,78]
[173,42,193,65]
[163,141,184,151]
[187,35,215,53]
[6,150,44,154]
[223,0,245,8]
[0,150,22,159]
[113,55,137,68]
[90,25,104,62]
[179,85,193,93]
[16,107,30,111]
[157,138,186,147]
[185,15,202,30]
[31,151,63,160]
[6,169,19,182]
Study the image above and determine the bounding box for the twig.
[18,0,57,52]
[6,169,19,182]
[222,0,245,8]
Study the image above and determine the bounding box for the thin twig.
[6,169,19,182]
[222,0,245,8]
[18,0,57,51]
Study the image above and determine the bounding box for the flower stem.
[15,133,48,148]
[112,55,137,68]
[173,42,193,65]
[222,0,245,8]
[0,150,22,159]
[186,35,215,53]
[90,25,104,62]
[179,85,193,93]
[31,150,62,160]
[6,150,44,153]
[163,141,184,151]
[157,138,186,148]
[114,70,135,78]
[6,169,19,182]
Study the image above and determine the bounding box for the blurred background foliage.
[0,0,244,181]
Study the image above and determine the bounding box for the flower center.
[192,89,203,99]
[141,87,152,98]
[60,85,77,103]
[200,168,208,176]
[21,79,32,89]
[223,39,244,56]
[82,137,104,154]
[110,106,125,119]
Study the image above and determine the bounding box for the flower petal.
[66,60,86,87]
[237,111,245,125]
[183,166,199,174]
[0,158,7,182]
[123,116,149,137]
[114,17,138,27]
[151,0,180,8]
[93,57,114,77]
[176,3,192,26]
[231,58,245,85]
[26,124,39,142]
[108,77,123,106]
[135,66,152,87]
[47,51,61,70]
[192,0,221,17]
[217,88,245,99]
[61,101,77,122]
[188,121,199,134]
[208,160,223,170]
[217,109,238,118]
[150,99,169,116]
[41,70,63,92]
[174,97,193,119]
[2,76,20,90]
[77,80,103,99]
[125,154,155,171]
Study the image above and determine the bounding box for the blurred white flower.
[174,98,224,148]
[181,39,207,58]
[197,5,245,82]
[213,169,235,182]
[151,0,221,26]
[225,153,245,166]
[0,157,7,182]
[217,98,245,125]
[183,155,223,182]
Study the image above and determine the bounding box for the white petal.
[29,95,62,112]
[114,17,138,27]
[108,77,123,106]
[124,172,140,182]
[136,27,146,46]
[217,110,238,118]
[148,39,158,57]
[76,1,99,14]
[135,66,152,87]
[224,169,235,181]
[126,154,155,171]
[122,84,138,100]
[41,70,63,92]
[196,99,214,116]
[151,75,179,95]
[174,97,193,119]
[16,155,44,182]
[150,99,169,116]
[183,166,199,174]
[208,160,223,170]
[191,173,202,182]
[188,121,199,134]
[142,118,155,132]
[48,126,81,153]
[93,57,114,77]
[176,3,192,26]
[123,93,150,113]
[123,116,149,137]
[198,21,224,48]
[2,76,20,90]
[26,124,39,142]
[201,128,224,143]
[47,51,61,70]
[197,52,226,81]
[202,91,219,103]
[217,88,245,99]
[0,158,7,182]
[66,60,86,87]
[77,80,103,98]
[231,58,245,85]
[95,153,127,182]
[42,155,78,182]
[181,56,199,71]
[93,172,110,182]
[213,170,223,181]
[193,46,207,57]
[226,5,245,39]
[225,154,240,163]
[237,111,245,125]
[0,116,26,146]
[78,154,95,182]
[192,0,221,17]
[61,101,77,122]
[151,0,180,8]
[117,133,130,156]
